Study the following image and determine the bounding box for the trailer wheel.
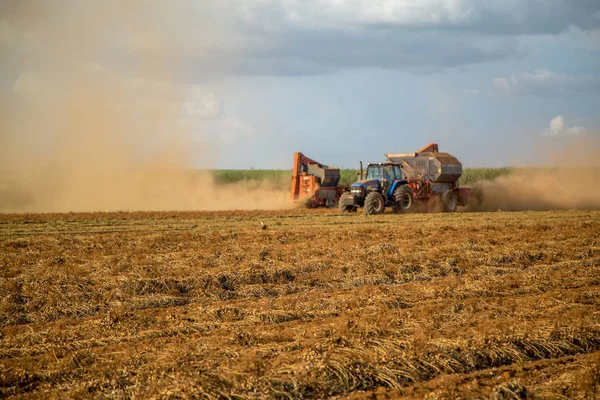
[442,190,458,213]
[394,186,414,213]
[339,204,353,212]
[326,198,338,209]
[364,192,385,215]
[427,197,439,213]
[338,199,356,213]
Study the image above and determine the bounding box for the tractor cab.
[365,163,402,193]
[366,163,402,181]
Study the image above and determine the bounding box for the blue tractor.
[339,143,473,215]
[338,162,414,215]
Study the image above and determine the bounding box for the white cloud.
[184,91,221,118]
[219,117,254,144]
[543,116,587,136]
[494,70,600,96]
[13,72,48,98]
[567,27,600,51]
[13,69,224,123]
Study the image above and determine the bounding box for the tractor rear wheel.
[364,192,385,215]
[441,190,458,213]
[394,186,414,213]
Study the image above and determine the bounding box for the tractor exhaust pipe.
[359,161,363,180]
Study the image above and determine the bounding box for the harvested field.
[1,209,599,399]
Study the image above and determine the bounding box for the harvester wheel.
[442,190,458,213]
[364,192,385,215]
[394,186,414,213]
[326,198,338,209]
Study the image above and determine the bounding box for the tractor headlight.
[351,187,363,194]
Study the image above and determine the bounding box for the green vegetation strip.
[211,167,516,187]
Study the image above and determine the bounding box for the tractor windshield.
[384,165,402,180]
[366,165,401,181]
[366,166,383,180]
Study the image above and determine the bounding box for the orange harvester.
[290,152,345,208]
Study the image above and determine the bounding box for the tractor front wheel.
[364,192,385,215]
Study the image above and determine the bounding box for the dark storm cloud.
[233,0,600,35]
[206,0,600,76]
[227,29,520,76]
[2,0,599,80]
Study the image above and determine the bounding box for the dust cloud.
[0,1,290,213]
[466,136,600,212]
[2,2,599,215]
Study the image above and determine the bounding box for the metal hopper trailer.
[339,143,474,214]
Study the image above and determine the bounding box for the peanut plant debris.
[1,208,599,398]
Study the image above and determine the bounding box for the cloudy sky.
[2,0,600,169]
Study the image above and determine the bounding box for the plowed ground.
[1,209,599,399]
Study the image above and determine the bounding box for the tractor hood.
[351,179,381,191]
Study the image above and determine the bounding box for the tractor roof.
[366,162,402,167]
